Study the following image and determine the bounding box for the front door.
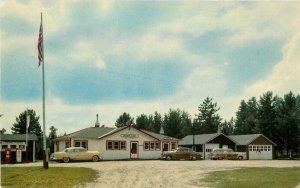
[163,143,169,151]
[130,141,138,159]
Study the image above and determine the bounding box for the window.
[2,145,8,150]
[10,145,16,149]
[81,141,87,149]
[144,142,149,150]
[249,146,252,151]
[144,141,161,151]
[206,149,212,152]
[107,141,126,150]
[268,146,271,151]
[63,148,70,152]
[171,142,176,150]
[107,141,113,150]
[150,142,155,150]
[74,140,88,149]
[120,141,126,150]
[74,141,81,147]
[80,148,87,152]
[113,142,119,150]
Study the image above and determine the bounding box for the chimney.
[95,114,100,127]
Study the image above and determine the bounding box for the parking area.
[2,160,300,188]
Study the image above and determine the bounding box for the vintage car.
[50,147,101,163]
[208,148,243,160]
[162,147,202,160]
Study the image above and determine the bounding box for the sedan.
[50,147,101,163]
[162,147,202,160]
[208,148,243,160]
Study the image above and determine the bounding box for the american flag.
[38,19,43,66]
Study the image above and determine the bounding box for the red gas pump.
[4,148,11,164]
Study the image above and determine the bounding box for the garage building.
[228,134,276,160]
[178,133,237,160]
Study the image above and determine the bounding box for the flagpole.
[41,12,48,169]
[26,110,29,162]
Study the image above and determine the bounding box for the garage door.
[249,145,272,160]
[204,144,219,160]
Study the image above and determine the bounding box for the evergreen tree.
[47,126,58,154]
[257,92,278,142]
[163,109,192,138]
[115,112,134,127]
[11,109,43,159]
[149,111,163,133]
[221,118,234,135]
[135,114,149,130]
[234,97,259,134]
[275,92,300,155]
[194,97,222,134]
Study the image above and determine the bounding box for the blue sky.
[1,1,300,135]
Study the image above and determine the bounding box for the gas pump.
[16,148,22,163]
[4,148,11,164]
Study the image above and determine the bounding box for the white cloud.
[2,1,300,135]
[70,41,107,70]
[241,33,300,99]
[0,98,171,135]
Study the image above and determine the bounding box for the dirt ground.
[2,160,300,188]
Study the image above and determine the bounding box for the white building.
[54,115,178,160]
[98,125,178,160]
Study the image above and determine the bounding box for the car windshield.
[63,148,69,152]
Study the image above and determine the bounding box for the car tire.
[92,155,99,162]
[238,156,243,160]
[166,156,172,160]
[62,157,70,163]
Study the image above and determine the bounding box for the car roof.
[177,147,191,149]
[212,148,233,151]
[66,147,86,150]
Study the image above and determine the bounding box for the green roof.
[0,134,38,141]
[179,133,222,145]
[55,126,114,140]
[140,129,179,141]
[98,126,126,139]
[228,134,276,146]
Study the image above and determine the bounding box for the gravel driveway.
[2,160,300,188]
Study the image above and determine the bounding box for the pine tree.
[11,109,43,159]
[194,97,222,134]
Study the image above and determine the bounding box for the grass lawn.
[203,167,300,188]
[1,167,98,188]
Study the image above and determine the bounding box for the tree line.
[116,91,300,156]
[7,91,299,159]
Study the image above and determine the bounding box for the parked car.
[50,147,101,163]
[208,148,243,160]
[162,147,202,160]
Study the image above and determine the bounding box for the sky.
[1,1,300,135]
